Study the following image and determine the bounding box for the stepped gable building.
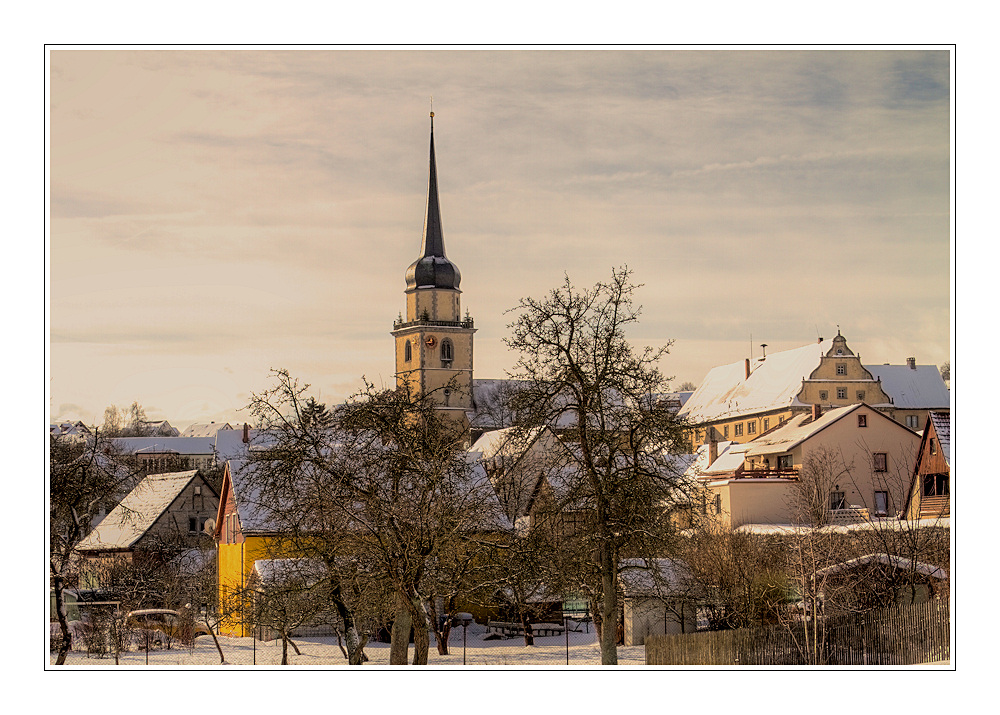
[679,331,949,451]
[391,112,476,430]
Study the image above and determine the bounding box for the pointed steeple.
[405,112,461,291]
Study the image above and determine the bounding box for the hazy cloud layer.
[49,49,951,428]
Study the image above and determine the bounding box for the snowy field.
[51,621,648,667]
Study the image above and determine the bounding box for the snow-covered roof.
[253,558,328,586]
[181,422,232,438]
[226,459,278,534]
[683,441,733,478]
[214,427,278,462]
[77,470,200,551]
[929,411,950,466]
[469,426,546,462]
[679,340,832,422]
[618,558,693,597]
[813,553,948,580]
[740,405,861,457]
[864,364,950,409]
[702,442,751,475]
[110,436,216,456]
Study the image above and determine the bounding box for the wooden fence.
[645,599,950,665]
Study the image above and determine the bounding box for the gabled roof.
[619,558,695,597]
[110,436,216,456]
[741,403,916,459]
[864,364,950,409]
[929,411,950,466]
[181,422,232,438]
[77,470,200,551]
[741,405,861,457]
[224,459,279,535]
[813,553,948,580]
[679,340,833,422]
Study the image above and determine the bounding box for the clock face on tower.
[425,336,437,348]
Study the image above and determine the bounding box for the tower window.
[404,340,412,362]
[441,338,454,363]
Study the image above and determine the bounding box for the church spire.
[405,111,461,291]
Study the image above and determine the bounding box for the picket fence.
[645,599,950,666]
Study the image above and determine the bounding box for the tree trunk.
[281,632,289,665]
[599,541,619,665]
[52,572,72,665]
[410,597,430,665]
[389,591,412,665]
[330,583,364,665]
[288,635,302,656]
[520,610,535,646]
[203,616,227,664]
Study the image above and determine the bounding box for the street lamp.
[454,612,474,665]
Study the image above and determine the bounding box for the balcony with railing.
[735,467,799,479]
[393,316,475,330]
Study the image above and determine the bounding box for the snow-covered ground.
[50,621,647,667]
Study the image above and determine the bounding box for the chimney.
[811,403,822,421]
[708,428,719,466]
[745,358,751,380]
[242,422,249,444]
[907,357,916,370]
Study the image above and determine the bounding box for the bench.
[487,621,565,638]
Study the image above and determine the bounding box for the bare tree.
[788,446,855,527]
[49,432,143,664]
[245,370,499,665]
[503,267,694,664]
[681,526,787,630]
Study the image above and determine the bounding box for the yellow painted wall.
[217,536,275,637]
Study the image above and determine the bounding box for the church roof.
[405,113,461,291]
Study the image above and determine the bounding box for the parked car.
[125,609,210,646]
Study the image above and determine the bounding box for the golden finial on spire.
[430,95,434,119]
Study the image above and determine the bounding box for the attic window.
[858,414,867,428]
[873,452,887,472]
[836,363,847,375]
[930,438,937,455]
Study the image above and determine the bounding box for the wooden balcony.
[736,468,799,479]
[919,495,950,519]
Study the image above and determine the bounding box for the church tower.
[391,112,475,422]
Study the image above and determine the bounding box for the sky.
[48,49,952,430]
